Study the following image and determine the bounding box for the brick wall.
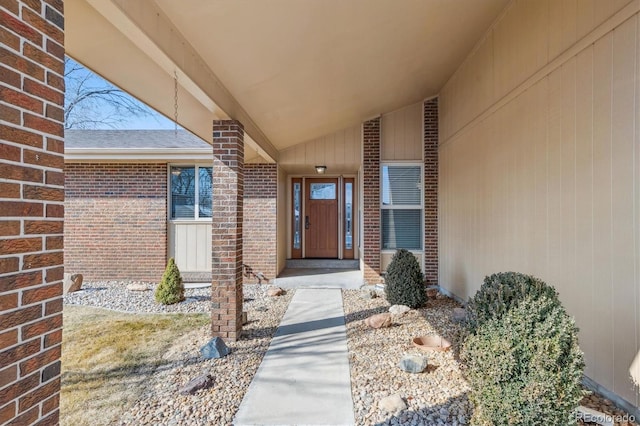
[243,163,277,283]
[362,117,382,283]
[211,120,244,341]
[65,163,167,282]
[424,98,438,285]
[0,0,65,424]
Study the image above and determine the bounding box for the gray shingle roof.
[64,129,210,150]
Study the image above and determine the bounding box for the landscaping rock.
[364,313,392,329]
[64,273,84,294]
[70,274,84,292]
[266,286,285,297]
[127,283,149,292]
[200,337,230,359]
[389,305,411,316]
[378,394,407,413]
[398,355,428,373]
[360,289,377,300]
[452,307,467,323]
[179,374,214,395]
[63,273,73,295]
[426,288,439,298]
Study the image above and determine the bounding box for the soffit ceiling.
[66,0,509,156]
[153,0,509,150]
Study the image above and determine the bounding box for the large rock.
[64,273,83,294]
[200,337,230,359]
[360,289,376,300]
[127,283,149,292]
[398,355,428,373]
[452,307,467,323]
[364,313,392,329]
[266,286,285,297]
[379,394,407,413]
[389,305,411,316]
[179,374,214,395]
[63,273,73,295]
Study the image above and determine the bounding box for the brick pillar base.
[363,117,381,284]
[211,120,244,341]
[424,98,438,286]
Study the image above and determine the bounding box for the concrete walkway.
[234,288,355,426]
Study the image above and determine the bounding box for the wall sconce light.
[315,165,327,174]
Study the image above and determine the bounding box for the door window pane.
[382,209,421,250]
[171,166,195,219]
[198,167,213,218]
[310,183,336,199]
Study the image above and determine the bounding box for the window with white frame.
[381,164,423,250]
[170,165,213,220]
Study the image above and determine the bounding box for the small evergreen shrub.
[461,272,585,425]
[384,249,426,309]
[465,271,560,333]
[155,258,185,305]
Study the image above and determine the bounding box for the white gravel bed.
[64,281,271,314]
[343,290,638,426]
[344,290,471,426]
[107,286,295,426]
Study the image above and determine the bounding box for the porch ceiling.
[66,0,509,156]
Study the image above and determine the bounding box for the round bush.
[384,249,426,309]
[155,258,185,305]
[466,271,560,333]
[461,273,585,426]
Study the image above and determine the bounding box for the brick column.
[363,117,381,284]
[0,1,65,424]
[211,120,244,341]
[424,98,439,286]
[243,164,277,283]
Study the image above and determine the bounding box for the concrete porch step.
[285,259,359,269]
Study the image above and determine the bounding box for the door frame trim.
[287,174,359,260]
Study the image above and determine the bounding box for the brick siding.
[64,163,167,282]
[211,120,244,341]
[362,117,382,283]
[243,163,277,283]
[424,98,438,285]
[0,0,65,424]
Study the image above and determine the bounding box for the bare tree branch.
[64,57,156,129]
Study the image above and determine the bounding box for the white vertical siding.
[381,102,423,161]
[168,222,212,272]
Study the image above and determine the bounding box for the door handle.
[305,216,310,229]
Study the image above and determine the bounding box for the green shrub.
[466,271,560,333]
[384,249,426,309]
[155,258,185,305]
[461,273,585,426]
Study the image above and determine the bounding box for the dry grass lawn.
[61,305,209,426]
